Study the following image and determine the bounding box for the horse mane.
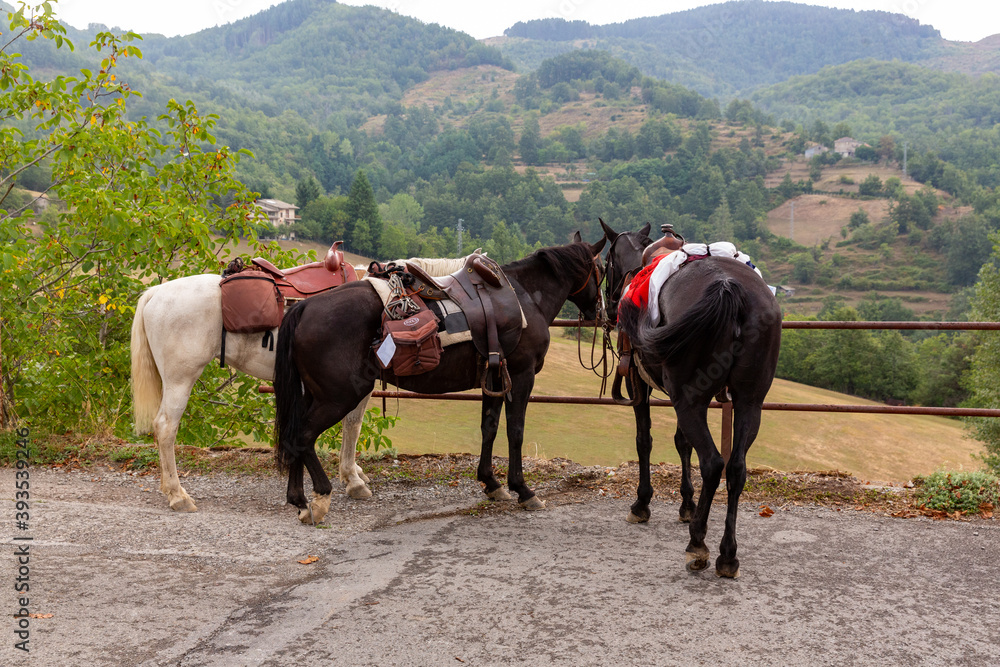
[504,242,591,281]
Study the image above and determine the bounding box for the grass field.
[384,331,983,483]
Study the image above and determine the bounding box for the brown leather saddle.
[405,253,523,396]
[251,240,357,300]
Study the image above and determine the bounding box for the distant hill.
[499,1,949,98]
[13,0,513,125]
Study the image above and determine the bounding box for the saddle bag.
[378,309,442,376]
[219,272,285,333]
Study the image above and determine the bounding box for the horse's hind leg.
[716,403,762,579]
[674,427,696,523]
[338,393,373,499]
[478,394,510,501]
[674,401,725,572]
[627,384,653,523]
[152,376,199,512]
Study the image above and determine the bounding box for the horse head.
[568,231,607,322]
[599,219,652,323]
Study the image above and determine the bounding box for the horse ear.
[639,222,651,238]
[599,218,617,241]
[590,235,607,255]
[572,231,583,243]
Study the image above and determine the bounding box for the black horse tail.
[274,300,308,473]
[633,278,749,367]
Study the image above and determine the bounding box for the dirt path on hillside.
[2,463,997,666]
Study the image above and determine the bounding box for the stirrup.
[482,358,513,398]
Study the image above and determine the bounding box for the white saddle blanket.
[645,242,770,325]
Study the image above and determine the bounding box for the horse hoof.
[715,567,741,579]
[685,552,709,572]
[310,494,331,523]
[169,496,198,512]
[519,496,546,511]
[626,512,648,524]
[346,482,372,500]
[297,507,315,525]
[486,487,512,501]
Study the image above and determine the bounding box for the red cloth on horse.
[621,253,667,312]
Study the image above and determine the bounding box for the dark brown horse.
[273,238,606,523]
[601,220,782,578]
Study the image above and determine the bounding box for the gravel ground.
[1,458,997,666]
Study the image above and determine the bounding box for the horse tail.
[273,300,308,472]
[634,278,749,367]
[131,288,162,435]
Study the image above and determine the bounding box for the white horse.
[131,273,373,512]
[130,255,470,516]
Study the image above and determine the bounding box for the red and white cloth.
[620,242,770,325]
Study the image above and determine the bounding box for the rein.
[573,252,616,396]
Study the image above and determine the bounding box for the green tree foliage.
[518,113,541,166]
[967,234,1000,472]
[297,195,349,242]
[777,306,919,403]
[858,174,883,197]
[0,5,302,436]
[295,175,321,209]
[346,170,382,256]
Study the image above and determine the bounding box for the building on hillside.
[804,143,828,159]
[833,137,868,158]
[256,198,299,239]
[256,198,299,227]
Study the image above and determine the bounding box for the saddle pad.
[622,242,767,326]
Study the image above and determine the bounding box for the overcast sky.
[54,0,999,43]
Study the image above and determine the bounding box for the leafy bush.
[915,470,999,514]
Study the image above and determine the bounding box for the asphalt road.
[2,467,998,666]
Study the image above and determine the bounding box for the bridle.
[603,231,648,323]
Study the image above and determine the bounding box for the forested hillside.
[500,0,945,98]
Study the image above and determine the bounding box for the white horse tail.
[131,287,163,435]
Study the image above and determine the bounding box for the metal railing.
[368,320,1000,459]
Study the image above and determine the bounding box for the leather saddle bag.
[220,272,285,333]
[379,309,442,376]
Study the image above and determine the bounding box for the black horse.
[273,237,605,523]
[601,220,782,578]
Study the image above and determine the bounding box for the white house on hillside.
[256,198,299,228]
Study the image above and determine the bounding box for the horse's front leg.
[153,381,198,512]
[338,394,373,499]
[477,393,510,500]
[627,381,653,523]
[504,370,544,510]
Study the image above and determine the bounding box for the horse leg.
[504,370,544,510]
[675,427,696,523]
[152,376,199,512]
[338,393,373,499]
[286,451,306,500]
[477,394,510,501]
[300,447,334,524]
[627,383,653,523]
[715,403,762,579]
[674,401,725,572]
